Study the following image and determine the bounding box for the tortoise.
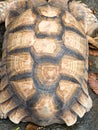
[0,0,98,127]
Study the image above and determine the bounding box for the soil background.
[0,0,98,130]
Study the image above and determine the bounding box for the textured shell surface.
[0,0,92,127]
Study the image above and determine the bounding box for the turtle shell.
[0,1,92,126]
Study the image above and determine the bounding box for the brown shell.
[0,0,92,127]
[88,73,98,94]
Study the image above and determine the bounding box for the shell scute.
[71,102,86,118]
[1,65,7,77]
[36,63,59,86]
[1,76,8,90]
[7,52,34,78]
[32,38,62,57]
[9,107,28,124]
[78,92,92,111]
[0,87,13,103]
[11,78,36,101]
[0,97,19,116]
[60,55,85,82]
[33,94,58,119]
[38,5,61,17]
[61,110,77,126]
[7,30,35,51]
[35,18,62,36]
[56,80,80,103]
[6,9,36,29]
[62,11,85,34]
[62,31,87,57]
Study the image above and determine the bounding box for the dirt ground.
[0,0,98,130]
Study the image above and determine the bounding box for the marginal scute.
[7,52,33,78]
[36,63,60,86]
[38,5,61,17]
[7,30,35,51]
[1,65,6,77]
[36,19,62,35]
[82,80,89,95]
[2,49,6,60]
[0,104,7,119]
[11,78,36,101]
[32,38,61,57]
[78,92,92,111]
[33,94,57,119]
[63,31,87,57]
[56,80,79,103]
[2,37,7,50]
[0,88,13,103]
[60,55,84,82]
[84,70,88,81]
[0,97,18,115]
[22,116,33,123]
[71,102,86,118]
[86,57,88,70]
[61,110,77,126]
[9,107,28,124]
[1,76,8,90]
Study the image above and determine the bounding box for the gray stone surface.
[0,0,98,130]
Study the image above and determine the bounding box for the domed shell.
[0,1,92,127]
